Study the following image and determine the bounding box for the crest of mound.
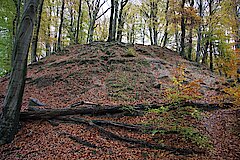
[0,42,222,110]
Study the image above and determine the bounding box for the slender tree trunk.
[163,0,169,47]
[57,0,65,51]
[202,39,209,65]
[112,0,119,41]
[180,0,186,57]
[187,0,194,60]
[11,0,21,67]
[46,5,52,57]
[117,0,128,42]
[75,0,82,44]
[31,0,44,63]
[0,0,38,145]
[196,0,203,63]
[53,2,59,52]
[209,0,213,71]
[108,0,115,41]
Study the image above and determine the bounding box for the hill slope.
[0,42,239,159]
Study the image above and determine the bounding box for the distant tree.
[75,0,82,44]
[57,0,65,51]
[0,0,38,145]
[31,0,45,63]
[180,0,186,57]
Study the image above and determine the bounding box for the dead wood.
[20,101,233,120]
[56,117,201,155]
[59,132,97,148]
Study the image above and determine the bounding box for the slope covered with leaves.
[0,42,239,159]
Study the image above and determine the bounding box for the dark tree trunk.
[202,39,209,65]
[0,0,38,145]
[117,0,128,42]
[196,0,203,63]
[53,2,59,52]
[75,0,82,44]
[163,0,169,47]
[108,0,115,41]
[46,5,52,57]
[187,0,194,60]
[112,0,119,41]
[180,0,186,57]
[31,0,44,63]
[57,0,65,51]
[12,0,21,67]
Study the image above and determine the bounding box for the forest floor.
[0,42,239,159]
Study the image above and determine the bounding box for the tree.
[86,0,109,43]
[0,0,38,145]
[75,0,82,44]
[116,0,128,42]
[196,0,203,63]
[57,0,65,51]
[180,0,186,57]
[162,0,169,47]
[31,0,45,63]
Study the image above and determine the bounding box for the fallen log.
[20,101,233,120]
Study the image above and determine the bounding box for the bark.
[196,0,203,63]
[180,0,186,57]
[57,0,65,51]
[12,0,21,67]
[202,39,209,65]
[163,0,169,47]
[20,101,232,120]
[75,0,82,44]
[112,0,119,41]
[53,2,59,52]
[0,0,38,145]
[187,0,194,61]
[108,0,115,41]
[31,0,44,63]
[46,5,52,57]
[117,0,128,42]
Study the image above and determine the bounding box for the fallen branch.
[20,101,233,120]
[56,117,201,155]
[59,132,97,148]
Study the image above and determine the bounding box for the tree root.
[59,132,97,148]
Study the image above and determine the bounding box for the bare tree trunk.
[12,0,21,67]
[187,0,194,60]
[163,0,169,47]
[112,0,119,41]
[57,0,65,51]
[75,0,82,44]
[0,0,38,145]
[53,2,59,52]
[108,0,115,41]
[117,0,128,42]
[180,0,186,57]
[31,0,44,63]
[46,5,52,57]
[196,0,203,63]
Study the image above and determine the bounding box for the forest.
[0,0,239,159]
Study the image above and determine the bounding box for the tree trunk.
[196,0,203,63]
[180,0,186,57]
[112,0,119,41]
[53,2,59,52]
[31,0,44,63]
[0,0,38,145]
[117,0,128,42]
[12,0,21,67]
[46,5,52,57]
[163,0,169,47]
[75,0,82,44]
[108,0,115,41]
[187,0,194,60]
[57,0,65,51]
